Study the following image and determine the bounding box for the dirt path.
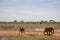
[0,31,60,38]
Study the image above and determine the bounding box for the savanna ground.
[0,22,60,40]
[0,31,60,40]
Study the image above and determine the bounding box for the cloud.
[0,0,60,2]
[0,0,60,22]
[0,8,58,21]
[0,0,17,2]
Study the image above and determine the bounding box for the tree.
[40,20,44,23]
[49,20,55,22]
[20,20,24,22]
[14,20,17,22]
[44,21,48,22]
[40,20,44,24]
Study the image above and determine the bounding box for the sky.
[0,0,60,22]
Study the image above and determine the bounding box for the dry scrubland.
[0,22,60,40]
[0,22,60,32]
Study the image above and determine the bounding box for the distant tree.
[14,20,17,22]
[40,20,44,24]
[40,20,44,23]
[49,20,55,22]
[44,21,48,22]
[20,20,24,22]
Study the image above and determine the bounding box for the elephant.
[43,27,54,36]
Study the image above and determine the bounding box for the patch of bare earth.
[0,31,60,38]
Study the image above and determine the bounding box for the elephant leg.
[47,31,48,35]
[49,32,50,35]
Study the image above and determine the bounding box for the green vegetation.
[0,35,60,40]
